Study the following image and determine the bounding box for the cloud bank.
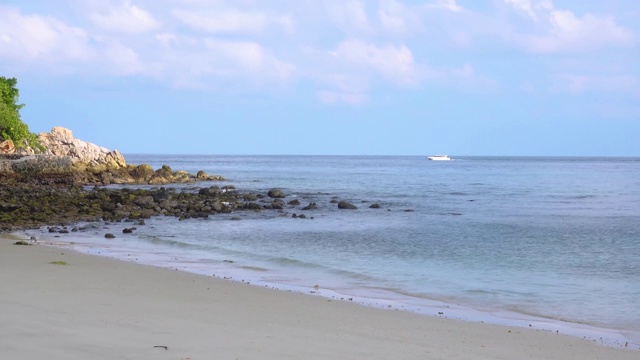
[0,0,637,103]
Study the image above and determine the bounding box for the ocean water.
[26,155,640,347]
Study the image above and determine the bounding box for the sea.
[22,155,640,348]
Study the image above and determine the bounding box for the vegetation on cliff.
[0,76,42,150]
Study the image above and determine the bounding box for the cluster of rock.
[0,182,378,232]
[1,126,390,233]
[0,127,223,186]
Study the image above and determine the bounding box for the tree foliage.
[0,76,41,150]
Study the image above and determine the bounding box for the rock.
[122,227,136,233]
[196,170,208,180]
[38,127,127,169]
[338,201,357,210]
[269,200,285,210]
[288,199,300,206]
[105,233,116,239]
[0,139,15,154]
[13,240,30,245]
[130,164,155,182]
[301,202,317,210]
[243,193,258,201]
[211,199,223,212]
[369,203,381,209]
[243,203,262,211]
[268,189,286,198]
[134,195,155,208]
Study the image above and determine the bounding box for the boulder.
[130,164,155,182]
[301,202,317,210]
[338,201,358,210]
[0,139,15,154]
[196,170,209,180]
[268,189,286,198]
[38,127,127,169]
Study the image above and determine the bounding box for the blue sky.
[1,0,638,156]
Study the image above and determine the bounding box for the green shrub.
[0,77,44,151]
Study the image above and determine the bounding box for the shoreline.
[19,228,640,350]
[2,236,638,359]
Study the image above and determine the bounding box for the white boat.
[426,155,451,161]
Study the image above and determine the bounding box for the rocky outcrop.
[0,126,225,186]
[38,127,126,170]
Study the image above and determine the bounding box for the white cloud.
[529,10,636,53]
[330,39,417,86]
[150,34,295,88]
[90,0,160,33]
[0,6,92,62]
[504,1,636,53]
[425,0,463,12]
[326,1,371,34]
[504,0,552,19]
[103,41,146,75]
[552,74,639,94]
[173,9,266,34]
[317,90,368,105]
[203,39,294,78]
[377,0,421,35]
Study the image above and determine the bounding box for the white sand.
[1,237,637,360]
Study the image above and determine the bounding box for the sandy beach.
[1,237,636,360]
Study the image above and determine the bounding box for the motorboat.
[426,155,451,161]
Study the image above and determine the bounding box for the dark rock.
[369,203,381,209]
[292,213,298,218]
[122,227,136,234]
[243,193,258,201]
[269,201,284,210]
[243,203,262,211]
[210,199,223,212]
[288,199,301,206]
[267,189,285,198]
[13,240,31,245]
[338,201,357,210]
[298,214,307,219]
[105,233,116,239]
[301,202,317,210]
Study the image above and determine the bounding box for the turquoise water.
[28,156,640,347]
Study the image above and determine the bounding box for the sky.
[0,0,638,156]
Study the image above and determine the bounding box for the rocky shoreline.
[0,127,259,231]
[1,127,369,233]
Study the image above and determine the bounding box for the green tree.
[0,76,41,150]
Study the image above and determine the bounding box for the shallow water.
[24,155,640,347]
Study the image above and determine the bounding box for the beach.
[1,237,636,360]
